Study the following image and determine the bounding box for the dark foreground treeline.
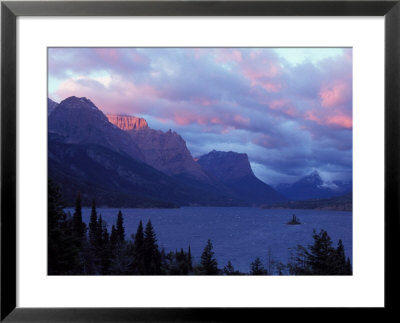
[49,180,352,275]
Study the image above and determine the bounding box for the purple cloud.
[48,48,352,185]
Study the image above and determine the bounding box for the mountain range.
[275,170,352,201]
[262,192,352,212]
[48,96,287,207]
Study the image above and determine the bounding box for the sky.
[48,47,352,185]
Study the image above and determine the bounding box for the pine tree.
[72,192,86,243]
[88,199,98,248]
[110,225,118,249]
[333,239,347,274]
[187,245,193,272]
[71,192,87,273]
[223,261,242,275]
[48,181,84,274]
[200,239,218,275]
[116,210,125,243]
[99,224,112,274]
[308,229,336,275]
[250,257,268,275]
[48,179,66,273]
[288,229,350,275]
[95,215,104,247]
[159,248,169,274]
[128,220,145,274]
[134,221,144,252]
[176,249,189,274]
[103,225,109,245]
[143,220,161,274]
[345,257,353,275]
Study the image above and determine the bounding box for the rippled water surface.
[65,207,352,273]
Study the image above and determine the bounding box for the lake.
[65,207,352,273]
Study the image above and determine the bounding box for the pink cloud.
[56,77,160,115]
[319,82,351,108]
[261,82,282,93]
[174,115,192,126]
[305,110,352,129]
[95,48,119,63]
[305,110,320,123]
[193,97,219,106]
[237,50,283,93]
[233,114,250,126]
[326,115,353,129]
[215,49,243,63]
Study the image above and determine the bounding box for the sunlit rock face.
[108,114,210,182]
[107,114,148,131]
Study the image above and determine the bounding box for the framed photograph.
[1,0,399,321]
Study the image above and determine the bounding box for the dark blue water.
[65,207,352,273]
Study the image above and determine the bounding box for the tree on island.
[287,214,301,225]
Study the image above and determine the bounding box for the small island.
[287,214,301,225]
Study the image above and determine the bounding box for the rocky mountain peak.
[48,96,145,162]
[59,96,99,111]
[298,170,323,186]
[107,114,148,131]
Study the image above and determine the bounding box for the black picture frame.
[1,0,399,321]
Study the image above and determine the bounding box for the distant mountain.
[262,192,352,211]
[197,150,286,205]
[49,96,145,162]
[276,170,352,201]
[48,98,58,116]
[107,114,210,182]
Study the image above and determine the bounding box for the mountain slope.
[197,150,286,205]
[48,98,58,116]
[48,133,244,207]
[107,114,211,182]
[49,96,145,162]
